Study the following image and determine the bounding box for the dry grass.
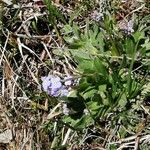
[0,0,77,149]
[0,0,150,149]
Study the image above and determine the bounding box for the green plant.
[59,16,150,134]
[43,0,66,37]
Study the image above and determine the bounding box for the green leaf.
[133,31,145,42]
[142,38,150,51]
[94,58,108,76]
[78,60,94,72]
[120,55,127,69]
[68,90,78,98]
[44,0,66,24]
[98,84,107,92]
[70,50,91,60]
[78,78,91,92]
[108,145,118,150]
[82,88,97,100]
[124,38,135,57]
[62,24,73,34]
[73,23,80,38]
[118,93,127,108]
[74,115,93,129]
[62,115,93,130]
[87,101,101,116]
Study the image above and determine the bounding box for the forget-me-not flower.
[41,76,52,92]
[118,20,134,34]
[41,75,71,97]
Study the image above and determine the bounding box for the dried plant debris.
[0,130,13,144]
[0,0,150,150]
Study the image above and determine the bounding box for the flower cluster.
[90,10,103,22]
[41,75,72,97]
[118,20,134,34]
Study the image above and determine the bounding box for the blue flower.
[41,76,52,92]
[60,87,69,97]
[41,75,69,97]
[127,20,134,33]
[51,88,60,97]
[50,76,62,89]
[90,10,103,22]
[118,20,134,34]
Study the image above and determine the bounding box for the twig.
[42,42,55,69]
[62,128,72,145]
[1,0,12,5]
[17,37,39,84]
[0,29,10,66]
[16,34,51,39]
[140,104,150,116]
[47,103,61,119]
[124,4,145,19]
[117,141,135,150]
[134,137,140,150]
[16,13,46,33]
[110,135,137,144]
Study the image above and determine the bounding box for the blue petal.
[41,76,52,92]
[60,88,69,97]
